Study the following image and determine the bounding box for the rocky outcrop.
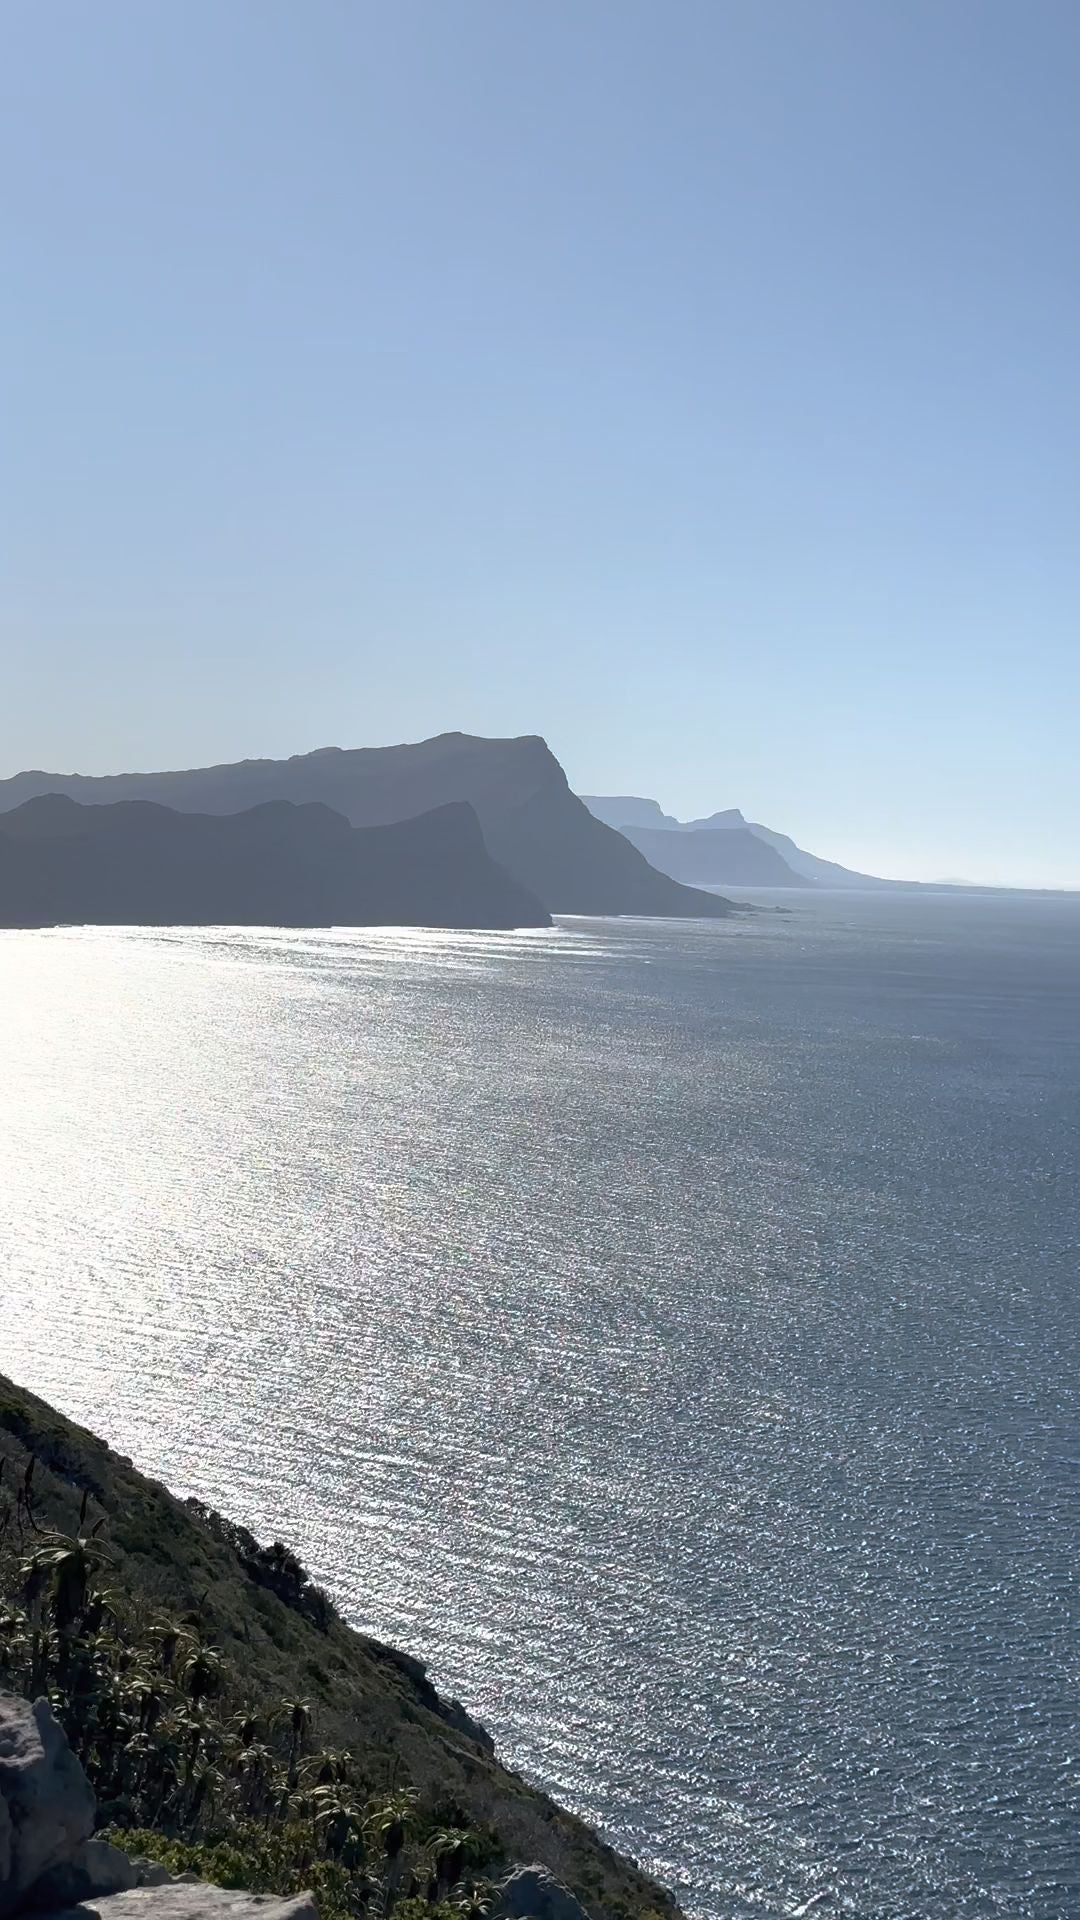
[0,1698,96,1916]
[498,1866,591,1920]
[0,1375,681,1920]
[0,1695,314,1920]
[0,1695,604,1920]
[49,1893,318,1920]
[25,1842,139,1909]
[363,1640,495,1754]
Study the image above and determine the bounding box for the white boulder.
[51,1892,319,1920]
[0,1699,95,1917]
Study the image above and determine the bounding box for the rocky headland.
[0,736,732,922]
[0,795,549,931]
[0,1376,678,1920]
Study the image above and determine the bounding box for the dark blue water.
[2,889,1078,1918]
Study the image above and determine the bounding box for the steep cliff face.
[0,1689,599,1920]
[0,1374,678,1920]
[0,737,731,920]
[477,772,733,916]
[0,794,549,930]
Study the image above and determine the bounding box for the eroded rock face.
[0,1698,96,1917]
[498,1865,592,1920]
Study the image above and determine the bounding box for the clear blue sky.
[4,2,1079,885]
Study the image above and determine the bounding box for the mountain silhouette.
[680,808,748,832]
[580,792,965,889]
[612,822,810,886]
[579,795,682,831]
[582,796,807,885]
[737,821,899,888]
[0,793,550,929]
[0,735,733,919]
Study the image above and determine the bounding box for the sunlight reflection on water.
[2,897,1079,1919]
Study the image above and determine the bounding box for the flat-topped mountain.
[0,736,732,920]
[616,821,809,887]
[0,793,549,930]
[579,795,681,831]
[583,794,914,889]
[681,807,747,833]
[582,798,748,835]
[582,796,808,886]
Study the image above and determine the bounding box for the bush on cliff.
[0,1484,496,1920]
[0,1376,678,1920]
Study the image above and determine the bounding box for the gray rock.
[439,1696,496,1754]
[0,1696,95,1917]
[363,1641,495,1755]
[126,1866,174,1891]
[27,1840,139,1907]
[44,1890,319,1920]
[497,1866,592,1920]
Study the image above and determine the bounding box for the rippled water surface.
[2,894,1079,1919]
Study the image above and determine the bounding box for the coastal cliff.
[0,1374,677,1920]
[0,735,731,921]
[0,795,549,931]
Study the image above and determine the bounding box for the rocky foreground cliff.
[0,1376,678,1920]
[0,1690,620,1920]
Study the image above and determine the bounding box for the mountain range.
[582,795,902,889]
[0,736,733,927]
[0,792,551,930]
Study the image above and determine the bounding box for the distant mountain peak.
[581,793,938,891]
[580,795,680,831]
[683,807,747,832]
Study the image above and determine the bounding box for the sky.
[3,2,1079,886]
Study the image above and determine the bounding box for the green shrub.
[0,1507,495,1920]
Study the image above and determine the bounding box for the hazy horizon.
[1,725,1075,891]
[5,2,1080,889]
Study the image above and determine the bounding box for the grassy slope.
[0,1373,677,1920]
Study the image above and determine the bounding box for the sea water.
[2,892,1078,1918]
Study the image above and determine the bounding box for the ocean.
[2,890,1078,1919]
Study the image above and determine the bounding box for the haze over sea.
[2,891,1078,1920]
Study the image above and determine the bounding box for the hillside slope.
[0,795,549,930]
[743,821,899,888]
[0,737,731,920]
[0,1372,676,1920]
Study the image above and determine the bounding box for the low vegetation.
[0,1375,676,1920]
